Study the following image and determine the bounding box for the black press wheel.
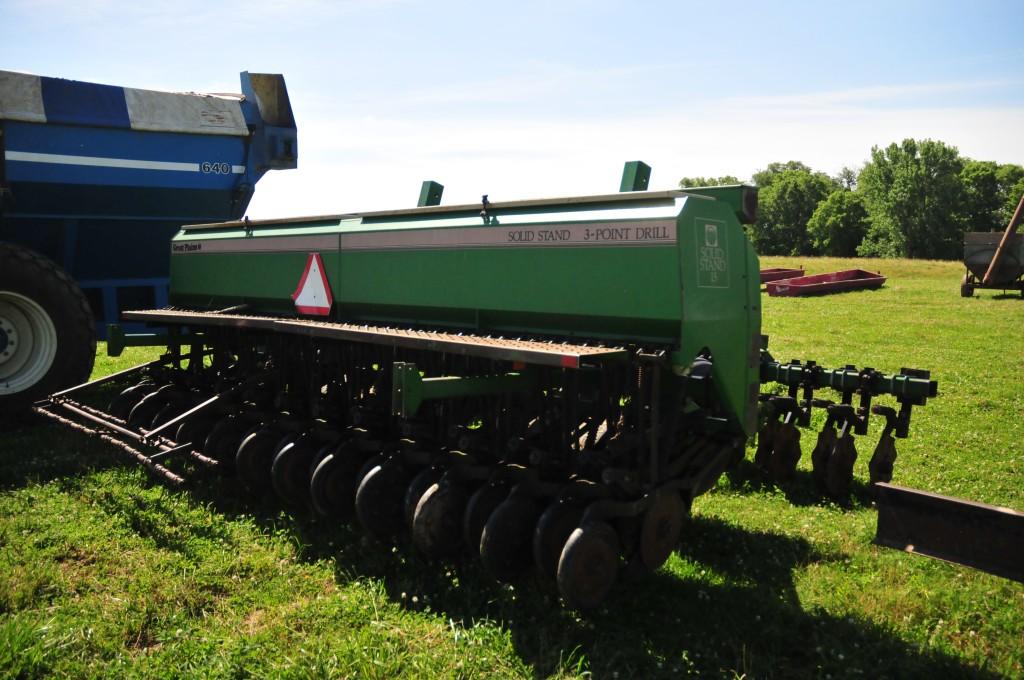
[355,460,410,541]
[0,243,95,414]
[639,489,685,571]
[412,480,469,560]
[404,466,444,530]
[462,481,510,558]
[271,437,318,508]
[309,440,363,519]
[108,381,158,420]
[557,521,621,612]
[480,494,544,582]
[235,427,289,495]
[533,500,584,579]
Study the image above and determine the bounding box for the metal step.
[123,308,631,368]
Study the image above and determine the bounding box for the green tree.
[996,164,1024,227]
[679,175,740,188]
[960,160,1003,232]
[807,189,870,256]
[750,167,836,255]
[752,161,812,190]
[835,166,859,190]
[856,139,965,259]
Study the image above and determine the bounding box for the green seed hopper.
[36,163,946,609]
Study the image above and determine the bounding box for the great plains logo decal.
[292,253,333,316]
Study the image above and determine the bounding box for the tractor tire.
[0,243,95,415]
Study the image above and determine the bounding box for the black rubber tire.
[309,440,363,519]
[175,416,216,449]
[412,481,469,560]
[354,461,410,541]
[480,495,544,582]
[557,521,621,612]
[463,481,510,556]
[271,437,318,508]
[639,489,684,571]
[404,466,444,531]
[108,381,158,420]
[0,242,95,413]
[533,500,584,579]
[127,391,169,430]
[960,274,974,298]
[203,417,250,472]
[235,428,292,495]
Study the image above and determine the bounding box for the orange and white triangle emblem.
[292,253,333,316]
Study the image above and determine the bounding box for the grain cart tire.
[0,243,95,414]
[959,274,974,298]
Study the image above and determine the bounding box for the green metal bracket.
[760,361,938,405]
[418,180,444,207]
[619,161,651,192]
[391,361,538,418]
[106,324,201,357]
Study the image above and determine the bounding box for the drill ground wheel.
[639,489,684,571]
[480,495,544,582]
[404,466,444,530]
[412,480,469,560]
[235,427,286,494]
[557,521,621,612]
[533,500,584,580]
[463,481,510,557]
[108,381,157,420]
[309,441,361,519]
[271,437,319,508]
[355,460,410,541]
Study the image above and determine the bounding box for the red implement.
[760,267,804,283]
[765,269,886,297]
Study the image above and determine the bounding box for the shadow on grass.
[0,413,124,491]
[185,475,995,680]
[2,423,997,679]
[722,459,876,509]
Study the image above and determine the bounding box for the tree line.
[680,139,1024,260]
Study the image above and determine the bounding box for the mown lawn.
[1,256,1021,679]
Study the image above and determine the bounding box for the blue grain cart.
[0,69,297,410]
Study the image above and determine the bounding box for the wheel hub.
[0,317,12,359]
[0,292,58,394]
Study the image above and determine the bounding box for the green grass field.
[1,256,1022,679]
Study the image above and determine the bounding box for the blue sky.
[3,0,1022,217]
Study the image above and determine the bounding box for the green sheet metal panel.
[167,189,761,434]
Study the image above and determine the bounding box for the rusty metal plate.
[123,308,630,368]
[874,482,1024,583]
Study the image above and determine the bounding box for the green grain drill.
[38,163,938,610]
